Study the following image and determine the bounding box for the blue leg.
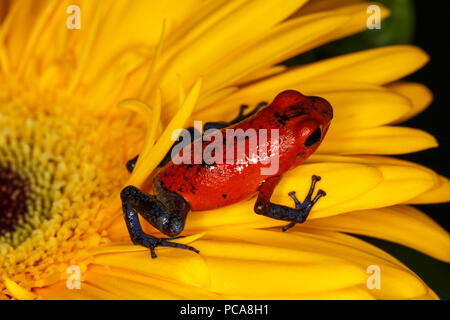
[121,186,198,258]
[254,175,326,232]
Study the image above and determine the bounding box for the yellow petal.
[163,0,245,49]
[127,78,202,187]
[412,292,440,300]
[83,49,149,110]
[303,206,450,262]
[118,97,162,168]
[201,229,431,299]
[81,0,201,85]
[302,46,429,84]
[407,175,450,204]
[209,46,428,113]
[94,233,205,253]
[3,276,37,300]
[158,0,308,114]
[197,86,238,111]
[298,0,366,15]
[2,0,52,70]
[194,81,389,123]
[305,155,436,217]
[322,90,412,134]
[92,228,433,299]
[289,228,404,267]
[225,286,375,300]
[36,281,121,300]
[387,82,434,123]
[197,232,365,295]
[315,155,448,205]
[320,126,438,155]
[289,229,436,300]
[15,1,59,76]
[233,65,287,86]
[201,11,350,94]
[94,232,370,297]
[291,2,390,59]
[92,247,210,288]
[294,80,387,94]
[203,256,363,296]
[208,1,389,96]
[83,266,219,299]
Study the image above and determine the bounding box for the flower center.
[0,166,30,234]
[0,95,129,294]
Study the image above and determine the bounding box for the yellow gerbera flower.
[0,0,448,300]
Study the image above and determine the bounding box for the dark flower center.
[0,166,30,234]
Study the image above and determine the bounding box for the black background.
[366,0,450,299]
[396,0,450,298]
[290,0,450,299]
[406,0,450,229]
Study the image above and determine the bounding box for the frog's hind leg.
[254,175,326,232]
[120,185,198,258]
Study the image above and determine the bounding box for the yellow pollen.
[0,91,128,296]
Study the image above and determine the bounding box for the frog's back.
[154,106,305,210]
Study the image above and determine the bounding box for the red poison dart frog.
[121,90,333,258]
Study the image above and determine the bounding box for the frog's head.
[271,90,333,163]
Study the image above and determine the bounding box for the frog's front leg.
[254,175,326,232]
[120,185,198,258]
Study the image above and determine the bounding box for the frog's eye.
[304,128,322,148]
